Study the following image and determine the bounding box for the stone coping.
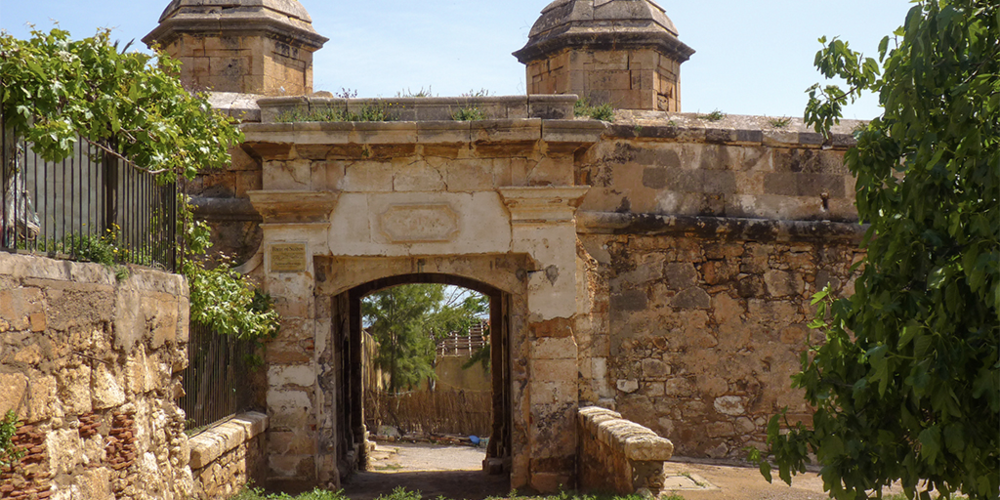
[0,251,187,295]
[612,110,863,149]
[241,118,608,147]
[577,211,868,242]
[578,406,674,462]
[188,412,269,470]
[256,95,578,123]
[243,99,861,149]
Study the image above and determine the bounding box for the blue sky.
[0,1,911,119]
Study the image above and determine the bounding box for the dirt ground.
[339,442,900,500]
[341,442,507,500]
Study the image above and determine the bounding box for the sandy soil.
[339,442,902,500]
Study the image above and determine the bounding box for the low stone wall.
[577,406,673,495]
[0,252,191,499]
[189,412,268,499]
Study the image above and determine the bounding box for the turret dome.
[514,0,693,65]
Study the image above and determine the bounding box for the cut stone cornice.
[248,190,340,223]
[513,0,694,64]
[143,0,328,50]
[499,186,591,224]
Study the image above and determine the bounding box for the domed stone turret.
[143,0,328,96]
[514,0,694,111]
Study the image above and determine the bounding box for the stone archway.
[321,270,519,484]
[242,111,605,492]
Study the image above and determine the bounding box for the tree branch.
[81,137,170,176]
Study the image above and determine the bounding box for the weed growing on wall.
[461,88,492,97]
[276,102,398,123]
[452,107,486,121]
[699,110,725,121]
[767,117,791,128]
[0,411,24,469]
[397,86,435,98]
[574,98,615,121]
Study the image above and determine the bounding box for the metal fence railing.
[179,322,257,430]
[1,118,177,271]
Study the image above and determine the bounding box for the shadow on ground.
[342,470,509,500]
[340,442,509,500]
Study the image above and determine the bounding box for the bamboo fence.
[367,389,492,438]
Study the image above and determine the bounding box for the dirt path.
[341,443,900,500]
[341,443,508,500]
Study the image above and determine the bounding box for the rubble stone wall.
[189,412,268,500]
[577,231,863,458]
[0,253,192,500]
[578,121,859,222]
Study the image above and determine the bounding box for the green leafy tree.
[363,284,487,393]
[754,2,999,499]
[0,28,278,340]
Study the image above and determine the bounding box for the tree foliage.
[0,28,277,340]
[755,2,999,499]
[0,28,241,181]
[363,284,488,393]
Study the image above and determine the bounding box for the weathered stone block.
[0,373,27,415]
[713,396,746,416]
[664,263,698,289]
[670,288,710,310]
[92,364,126,410]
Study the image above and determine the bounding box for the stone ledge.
[255,95,577,123]
[189,412,269,470]
[607,111,862,149]
[0,252,187,294]
[577,211,867,242]
[578,407,673,462]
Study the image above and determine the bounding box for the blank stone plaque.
[270,244,306,273]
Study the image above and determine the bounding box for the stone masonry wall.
[578,232,863,458]
[577,406,673,495]
[0,253,192,499]
[526,48,682,111]
[189,412,268,500]
[578,114,860,222]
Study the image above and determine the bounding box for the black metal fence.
[1,118,177,271]
[180,322,258,430]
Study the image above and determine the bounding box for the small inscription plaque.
[379,204,460,243]
[270,244,306,273]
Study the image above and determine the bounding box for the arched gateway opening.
[309,253,538,491]
[329,273,513,497]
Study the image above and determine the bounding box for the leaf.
[918,426,942,464]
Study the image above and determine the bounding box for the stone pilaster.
[499,186,589,490]
[247,190,338,488]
